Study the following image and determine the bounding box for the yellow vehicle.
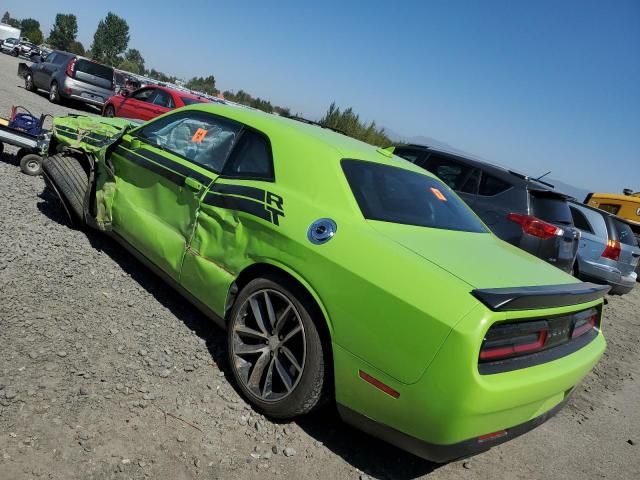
[585,190,640,229]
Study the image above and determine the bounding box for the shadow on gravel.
[36,184,439,480]
[16,85,102,115]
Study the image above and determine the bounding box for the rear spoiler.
[472,282,610,312]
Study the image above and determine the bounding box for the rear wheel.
[25,73,35,92]
[42,153,89,225]
[227,276,328,419]
[104,105,115,117]
[49,81,60,104]
[20,154,43,176]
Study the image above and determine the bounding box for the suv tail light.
[66,57,77,77]
[601,239,621,261]
[507,213,564,239]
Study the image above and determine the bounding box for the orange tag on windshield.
[191,128,208,143]
[430,187,447,201]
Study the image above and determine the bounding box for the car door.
[32,52,57,88]
[109,110,243,281]
[147,89,175,119]
[118,87,157,120]
[180,127,280,315]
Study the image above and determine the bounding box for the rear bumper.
[333,299,606,462]
[579,259,637,293]
[338,394,570,463]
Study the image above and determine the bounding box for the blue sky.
[3,0,639,193]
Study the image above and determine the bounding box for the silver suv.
[569,201,639,294]
[20,50,115,108]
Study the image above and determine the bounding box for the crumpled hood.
[370,221,577,289]
[52,114,136,152]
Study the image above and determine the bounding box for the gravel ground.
[1,52,639,480]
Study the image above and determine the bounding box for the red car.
[102,85,209,121]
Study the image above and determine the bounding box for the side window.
[598,203,621,215]
[478,173,511,196]
[153,90,175,109]
[393,147,424,164]
[133,88,155,102]
[222,130,274,180]
[45,53,57,64]
[459,168,481,194]
[424,155,476,192]
[570,207,594,233]
[137,111,242,172]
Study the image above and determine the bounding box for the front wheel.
[227,276,328,419]
[25,73,35,92]
[42,153,89,226]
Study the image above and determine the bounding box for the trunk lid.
[370,221,577,289]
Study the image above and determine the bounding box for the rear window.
[612,219,638,247]
[598,203,621,215]
[75,59,114,82]
[181,97,207,105]
[342,160,487,233]
[530,193,573,226]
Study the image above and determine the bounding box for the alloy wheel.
[230,289,306,402]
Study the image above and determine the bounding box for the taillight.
[601,239,621,261]
[572,312,598,339]
[507,213,564,239]
[66,57,77,77]
[480,320,548,361]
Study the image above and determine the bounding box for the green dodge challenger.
[42,104,608,462]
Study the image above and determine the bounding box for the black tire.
[227,276,328,419]
[0,141,4,157]
[25,73,35,92]
[49,81,60,104]
[104,105,115,117]
[20,154,43,176]
[42,153,89,224]
[11,49,18,57]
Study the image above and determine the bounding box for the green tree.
[319,102,390,146]
[124,48,145,73]
[67,40,85,56]
[90,12,130,66]
[3,11,20,29]
[48,14,78,51]
[185,75,218,95]
[2,11,10,24]
[20,18,43,44]
[118,59,142,74]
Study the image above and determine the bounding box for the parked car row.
[391,144,639,293]
[1,37,42,58]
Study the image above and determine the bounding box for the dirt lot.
[1,52,639,480]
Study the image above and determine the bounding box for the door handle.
[184,177,203,192]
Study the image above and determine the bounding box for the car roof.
[180,103,430,173]
[155,85,207,102]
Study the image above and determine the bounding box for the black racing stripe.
[114,146,185,186]
[211,183,265,202]
[203,193,272,223]
[55,126,110,142]
[140,148,211,186]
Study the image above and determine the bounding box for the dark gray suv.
[392,144,580,273]
[19,50,115,108]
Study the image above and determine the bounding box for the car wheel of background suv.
[25,73,35,92]
[49,81,60,104]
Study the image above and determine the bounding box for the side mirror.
[130,138,141,150]
[121,89,130,97]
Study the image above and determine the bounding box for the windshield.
[342,159,488,233]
